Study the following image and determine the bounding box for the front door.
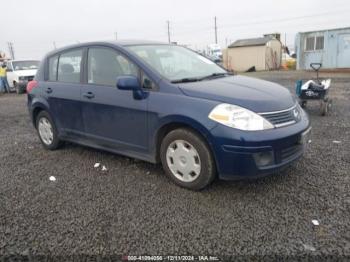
[337,34,350,68]
[80,46,148,154]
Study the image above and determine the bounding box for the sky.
[2,0,350,60]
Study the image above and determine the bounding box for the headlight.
[208,103,274,131]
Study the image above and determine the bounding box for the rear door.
[43,49,84,136]
[80,46,148,154]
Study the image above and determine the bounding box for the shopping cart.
[295,63,332,116]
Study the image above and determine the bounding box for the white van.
[6,60,39,93]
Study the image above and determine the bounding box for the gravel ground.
[0,70,349,261]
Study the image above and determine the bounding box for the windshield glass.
[126,45,226,81]
[12,61,39,71]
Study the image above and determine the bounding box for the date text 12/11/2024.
[123,255,220,261]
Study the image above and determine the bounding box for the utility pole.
[167,20,171,43]
[214,16,218,44]
[284,33,287,47]
[115,32,118,40]
[7,42,15,60]
[53,41,57,49]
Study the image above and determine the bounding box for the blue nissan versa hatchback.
[27,41,311,190]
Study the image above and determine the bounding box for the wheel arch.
[154,116,217,165]
[30,100,50,128]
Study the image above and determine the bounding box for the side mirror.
[116,75,140,91]
[116,75,148,100]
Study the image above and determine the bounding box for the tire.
[36,111,62,150]
[301,100,307,108]
[160,128,216,190]
[14,82,24,94]
[320,98,329,116]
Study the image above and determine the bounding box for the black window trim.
[140,70,158,91]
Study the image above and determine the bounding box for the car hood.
[13,69,37,77]
[178,75,296,112]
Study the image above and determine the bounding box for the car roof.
[45,40,169,57]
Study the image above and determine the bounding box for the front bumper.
[209,114,310,180]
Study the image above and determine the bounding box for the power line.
[219,9,350,30]
[159,8,350,38]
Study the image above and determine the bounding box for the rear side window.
[48,55,58,81]
[87,47,138,86]
[57,49,83,83]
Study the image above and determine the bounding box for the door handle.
[83,92,95,99]
[46,87,53,94]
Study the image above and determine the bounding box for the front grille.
[259,105,300,128]
[26,76,35,81]
[281,144,303,162]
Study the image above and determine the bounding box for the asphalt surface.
[0,71,349,260]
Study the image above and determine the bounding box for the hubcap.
[38,117,54,145]
[166,140,201,183]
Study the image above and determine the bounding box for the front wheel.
[160,128,216,190]
[14,82,24,94]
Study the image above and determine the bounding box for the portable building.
[223,35,282,72]
[295,27,350,69]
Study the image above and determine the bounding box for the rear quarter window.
[48,55,59,81]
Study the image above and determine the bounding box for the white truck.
[207,44,222,60]
[6,60,40,94]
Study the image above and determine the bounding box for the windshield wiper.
[198,72,230,81]
[171,77,200,83]
[171,72,232,84]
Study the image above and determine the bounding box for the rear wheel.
[36,111,62,150]
[160,128,216,190]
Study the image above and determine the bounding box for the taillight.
[26,80,38,93]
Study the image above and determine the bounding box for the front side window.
[88,47,139,86]
[126,45,226,82]
[57,49,83,83]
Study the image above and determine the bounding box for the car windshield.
[12,61,39,71]
[126,45,227,82]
